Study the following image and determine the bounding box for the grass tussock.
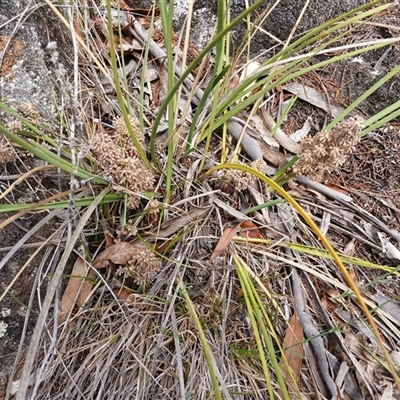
[1,1,400,399]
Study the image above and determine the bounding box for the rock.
[0,0,72,128]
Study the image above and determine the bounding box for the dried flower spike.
[293,117,362,182]
[0,135,15,165]
[220,160,258,191]
[91,117,154,208]
[125,245,162,287]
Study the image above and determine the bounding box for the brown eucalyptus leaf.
[117,0,133,10]
[93,242,139,269]
[210,223,241,263]
[114,287,135,303]
[278,311,304,400]
[240,221,262,239]
[59,258,94,322]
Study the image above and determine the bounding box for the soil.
[1,0,400,397]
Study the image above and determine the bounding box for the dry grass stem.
[2,1,400,399]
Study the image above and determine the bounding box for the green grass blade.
[138,6,156,133]
[199,0,229,171]
[181,283,222,400]
[209,2,393,130]
[150,0,265,141]
[0,124,108,185]
[361,102,400,137]
[327,62,400,131]
[270,96,298,137]
[105,2,152,170]
[211,40,396,133]
[185,64,231,155]
[235,257,282,399]
[206,162,400,388]
[0,194,122,213]
[159,0,177,204]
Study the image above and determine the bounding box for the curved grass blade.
[206,162,400,391]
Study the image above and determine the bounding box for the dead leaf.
[213,198,250,221]
[240,221,262,239]
[156,240,172,253]
[325,183,352,196]
[378,232,400,260]
[278,312,304,400]
[283,82,364,120]
[93,242,140,269]
[109,9,132,30]
[104,233,115,247]
[59,258,94,322]
[248,114,280,149]
[327,288,341,299]
[117,0,132,10]
[321,295,339,314]
[144,68,159,82]
[145,207,210,241]
[381,383,394,400]
[114,287,135,303]
[210,223,241,263]
[115,287,133,299]
[366,291,400,323]
[349,265,358,286]
[289,116,312,143]
[390,350,400,370]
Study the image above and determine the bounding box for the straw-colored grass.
[1,1,400,399]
